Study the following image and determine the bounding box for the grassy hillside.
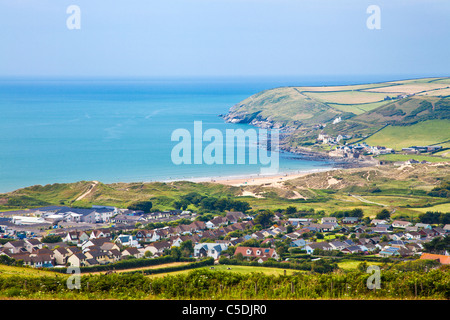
[363,119,450,149]
[222,77,450,152]
[1,163,448,220]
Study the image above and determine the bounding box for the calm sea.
[0,76,398,193]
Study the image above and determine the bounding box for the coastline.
[162,167,335,187]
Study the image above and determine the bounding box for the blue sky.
[0,0,449,78]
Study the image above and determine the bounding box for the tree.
[128,200,153,213]
[376,208,391,220]
[254,210,274,228]
[180,240,194,257]
[41,235,62,243]
[285,206,297,215]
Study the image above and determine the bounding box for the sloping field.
[363,119,450,150]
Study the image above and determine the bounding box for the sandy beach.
[168,168,335,187]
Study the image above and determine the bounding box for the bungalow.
[392,220,413,229]
[415,223,432,230]
[112,214,146,225]
[305,242,333,254]
[329,240,347,251]
[193,243,228,260]
[371,219,388,226]
[234,246,279,261]
[379,246,400,257]
[342,217,360,224]
[321,217,338,225]
[342,245,363,254]
[290,239,307,248]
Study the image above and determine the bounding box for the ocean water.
[0,76,392,193]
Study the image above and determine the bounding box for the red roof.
[420,253,450,265]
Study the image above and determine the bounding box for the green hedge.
[126,257,214,275]
[52,256,196,274]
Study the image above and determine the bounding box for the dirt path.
[75,181,99,201]
[350,194,387,207]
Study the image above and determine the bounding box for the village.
[0,204,449,269]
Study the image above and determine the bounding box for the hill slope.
[222,77,450,153]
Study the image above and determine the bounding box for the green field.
[147,264,299,278]
[375,153,448,163]
[363,120,450,150]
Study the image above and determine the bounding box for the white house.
[115,235,140,248]
[194,243,228,260]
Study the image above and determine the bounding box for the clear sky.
[0,0,449,78]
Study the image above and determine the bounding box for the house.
[53,247,70,265]
[122,247,144,259]
[342,245,363,254]
[234,246,279,261]
[371,219,388,226]
[304,242,333,254]
[405,231,422,240]
[115,235,140,248]
[89,229,111,240]
[225,211,247,223]
[145,241,171,256]
[420,253,450,265]
[415,223,432,230]
[112,214,146,225]
[63,231,89,244]
[329,240,347,251]
[290,239,307,249]
[392,220,413,229]
[321,217,338,225]
[24,239,44,252]
[3,240,27,254]
[194,243,228,260]
[22,253,54,268]
[67,252,88,267]
[379,246,400,257]
[206,216,228,229]
[443,224,450,233]
[85,249,113,264]
[342,217,359,224]
[433,227,447,237]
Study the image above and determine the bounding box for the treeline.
[218,257,338,274]
[173,192,251,212]
[1,266,448,299]
[418,211,450,225]
[51,255,195,274]
[427,181,450,198]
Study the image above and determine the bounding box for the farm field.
[0,264,59,277]
[363,120,450,150]
[146,264,300,278]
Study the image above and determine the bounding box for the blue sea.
[0,76,402,193]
